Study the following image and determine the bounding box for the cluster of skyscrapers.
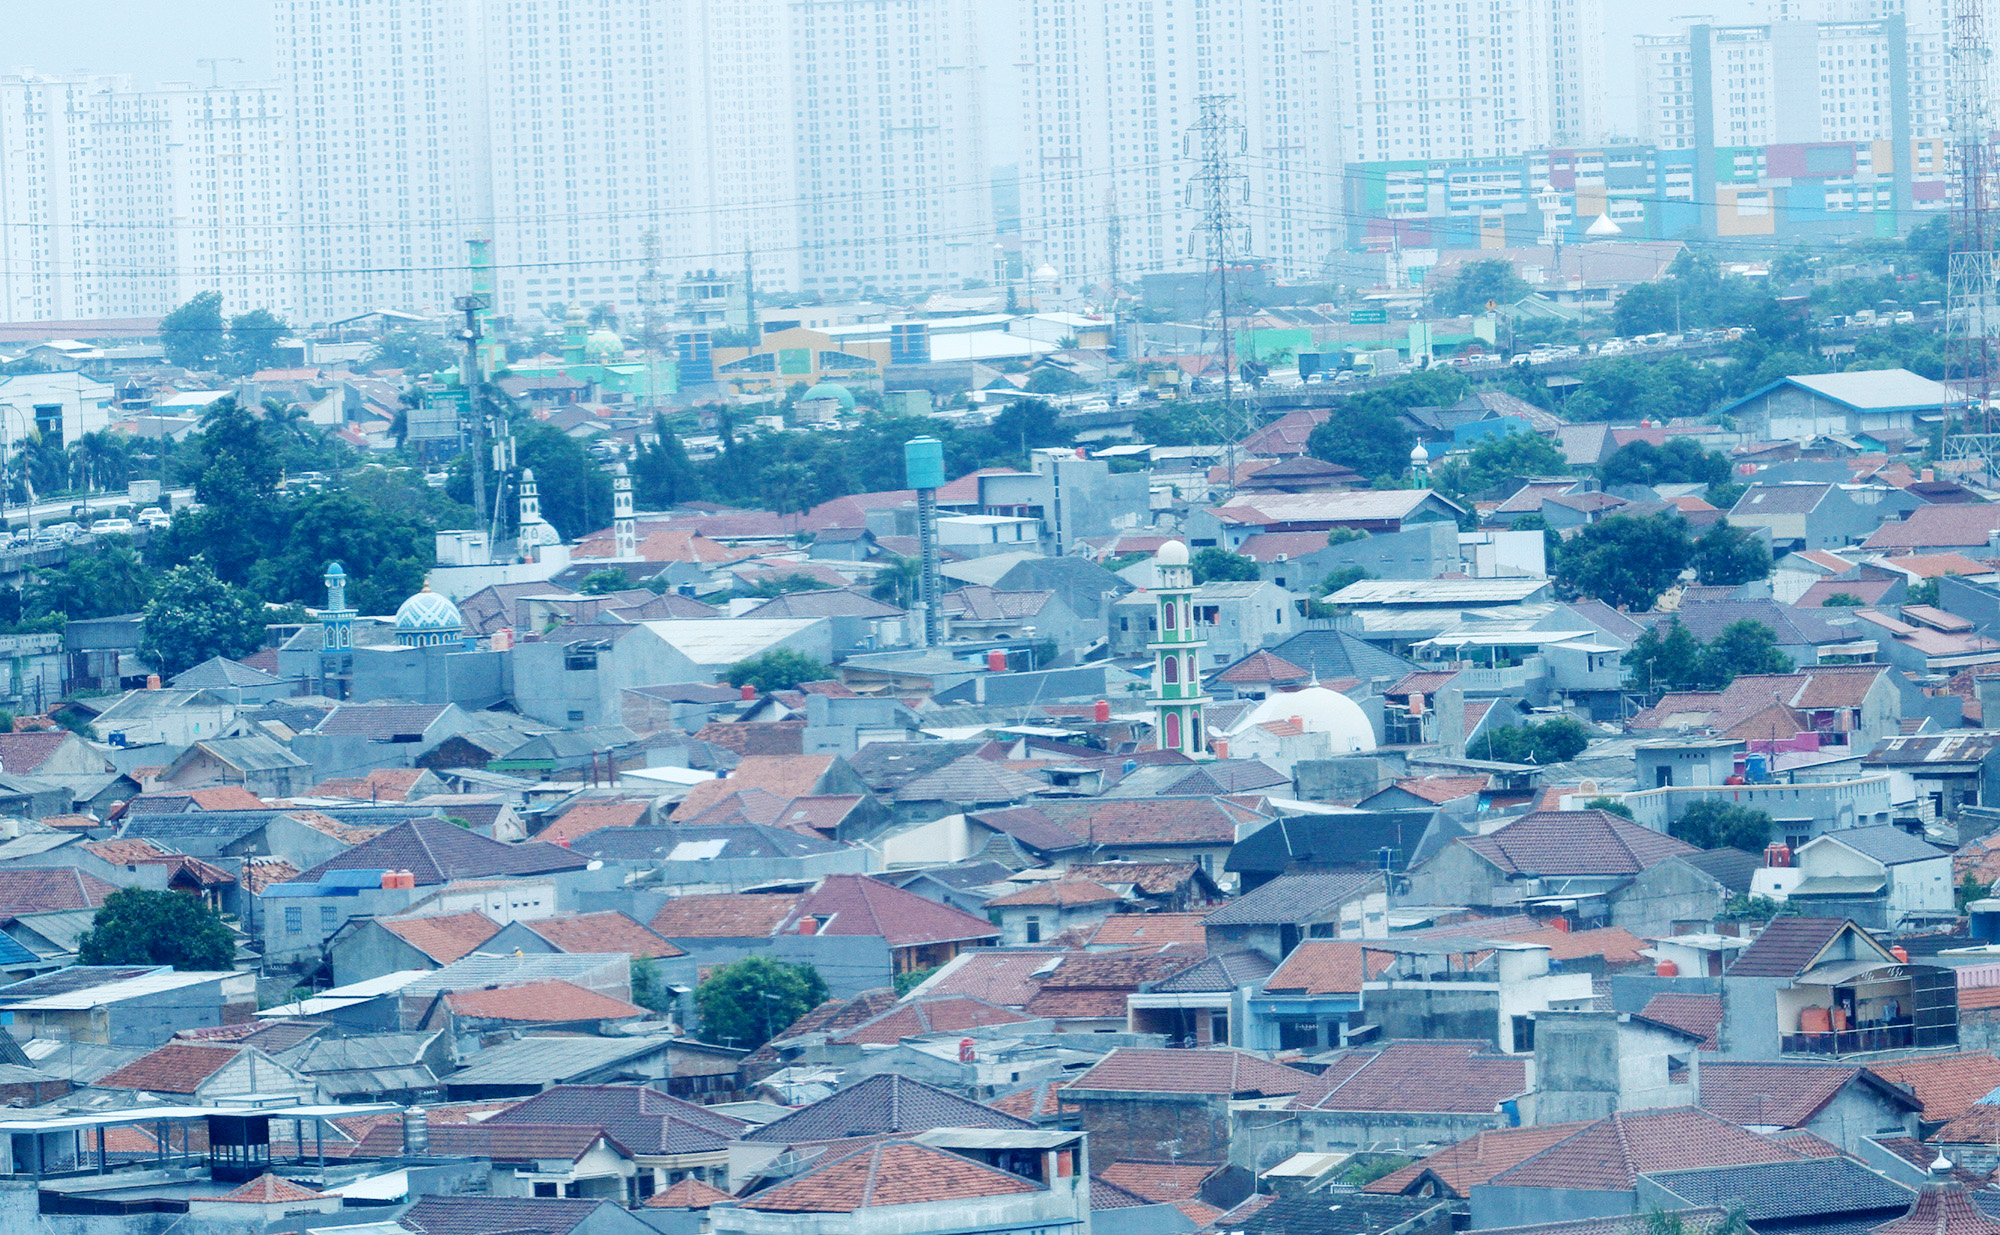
[0,0,1973,327]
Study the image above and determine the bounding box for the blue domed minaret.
[321,562,354,651]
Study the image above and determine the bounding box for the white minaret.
[516,467,560,561]
[614,461,636,559]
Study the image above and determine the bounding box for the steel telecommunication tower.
[1184,95,1252,493]
[1943,0,2000,475]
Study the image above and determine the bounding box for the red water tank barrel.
[740,683,756,700]
[1892,946,1910,962]
[1764,843,1792,868]
[1656,960,1680,977]
[959,1037,976,1063]
[1094,699,1111,723]
[987,648,1008,673]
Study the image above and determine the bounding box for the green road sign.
[1349,308,1388,325]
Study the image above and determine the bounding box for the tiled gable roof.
[1456,810,1697,877]
[207,1174,325,1204]
[1365,1121,1595,1197]
[524,911,683,958]
[97,1042,243,1093]
[1097,1159,1215,1203]
[379,911,501,964]
[444,980,645,1023]
[743,1073,1032,1144]
[291,817,586,885]
[1068,1047,1311,1097]
[985,880,1122,908]
[1862,503,2000,551]
[649,893,802,939]
[1213,650,1309,684]
[1202,871,1382,926]
[1263,941,1392,996]
[1698,1061,1915,1127]
[917,950,1076,1007]
[829,995,1031,1045]
[894,754,1047,804]
[399,1195,618,1235]
[669,755,836,820]
[1088,913,1207,950]
[1640,993,1723,1050]
[0,868,117,919]
[1869,1052,2000,1124]
[538,800,648,846]
[1726,917,1874,977]
[644,1179,734,1209]
[1492,1107,1801,1190]
[484,1084,745,1156]
[1644,1156,1916,1221]
[1870,1184,2000,1235]
[1291,1041,1529,1114]
[786,875,1000,948]
[0,731,82,775]
[738,1140,1040,1212]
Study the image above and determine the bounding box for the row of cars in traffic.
[2,506,171,552]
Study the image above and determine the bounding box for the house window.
[320,906,339,929]
[285,906,302,933]
[1025,915,1042,943]
[1512,1015,1536,1051]
[567,710,585,722]
[534,1183,559,1198]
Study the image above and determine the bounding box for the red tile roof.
[0,731,83,775]
[1698,1062,1913,1127]
[651,893,802,939]
[1390,775,1490,804]
[97,1043,244,1094]
[525,911,684,958]
[1088,914,1207,950]
[539,800,648,846]
[1365,1122,1595,1197]
[206,1175,325,1204]
[1869,1184,2000,1235]
[1862,503,2000,551]
[985,880,1124,908]
[918,950,1075,1007]
[988,1079,1078,1122]
[444,980,645,1023]
[1097,1160,1214,1203]
[1727,917,1877,978]
[787,875,1001,948]
[830,996,1031,1045]
[1290,1041,1529,1115]
[644,1179,735,1209]
[1492,1107,1801,1190]
[378,911,501,964]
[1456,810,1698,877]
[1263,941,1393,996]
[738,1140,1040,1212]
[670,755,836,820]
[1213,651,1309,684]
[1639,993,1723,1051]
[1068,1047,1312,1097]
[0,868,117,918]
[1869,1052,2000,1124]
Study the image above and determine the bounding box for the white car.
[94,518,133,535]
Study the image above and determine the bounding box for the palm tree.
[587,303,620,330]
[871,555,924,608]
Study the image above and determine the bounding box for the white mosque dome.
[1411,441,1430,465]
[395,586,464,634]
[1157,540,1190,567]
[1224,685,1378,753]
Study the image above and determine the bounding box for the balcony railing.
[1782,1019,1914,1056]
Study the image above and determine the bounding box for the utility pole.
[742,248,760,346]
[1943,0,1999,477]
[453,292,492,531]
[1184,94,1250,497]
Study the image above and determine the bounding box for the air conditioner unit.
[1276,553,1288,562]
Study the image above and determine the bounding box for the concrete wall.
[1472,1184,1634,1230]
[1533,1013,1697,1123]
[1611,860,1729,938]
[1070,1091,1230,1165]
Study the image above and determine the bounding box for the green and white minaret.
[1148,540,1210,759]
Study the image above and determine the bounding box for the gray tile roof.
[895,754,1047,804]
[743,1072,1032,1143]
[440,1033,676,1087]
[1812,824,1950,867]
[1203,872,1385,927]
[1641,1156,1914,1221]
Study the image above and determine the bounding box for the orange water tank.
[1892,946,1910,962]
[1094,699,1111,723]
[987,648,1008,673]
[1656,960,1679,977]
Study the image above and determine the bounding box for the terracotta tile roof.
[1037,799,1251,847]
[1870,1052,2000,1123]
[985,880,1123,908]
[1022,953,1201,1020]
[1263,941,1392,995]
[1098,1159,1215,1203]
[1640,993,1723,1050]
[308,769,428,802]
[85,838,171,864]
[524,911,684,958]
[1068,1047,1312,1097]
[919,950,1075,1007]
[988,1079,1078,1122]
[644,1179,734,1209]
[1870,1184,2000,1235]
[539,800,648,846]
[1290,1041,1529,1115]
[1494,1106,1801,1190]
[1727,917,1871,977]
[444,980,645,1023]
[651,892,802,939]
[742,1073,1032,1144]
[0,868,117,919]
[484,1084,744,1156]
[244,856,300,893]
[0,731,81,774]
[830,996,1032,1045]
[1067,863,1206,897]
[1769,1129,1846,1158]
[1456,810,1699,877]
[1508,925,1650,967]
[1365,1122,1596,1197]
[206,1175,325,1204]
[787,875,1001,948]
[1862,503,2000,551]
[1698,1062,1912,1127]
[379,911,502,964]
[1390,775,1490,804]
[1213,651,1309,684]
[670,755,836,820]
[1887,553,1990,579]
[739,1140,1040,1212]
[1873,1137,1995,1185]
[691,720,808,758]
[97,1042,243,1094]
[1088,914,1207,950]
[1176,1199,1225,1226]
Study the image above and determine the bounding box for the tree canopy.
[160,292,228,371]
[1553,513,1693,611]
[1692,522,1772,586]
[1431,430,1567,499]
[78,889,235,971]
[693,956,828,1049]
[1191,548,1260,584]
[1470,717,1591,764]
[1430,259,1531,317]
[1599,439,1731,489]
[726,648,832,692]
[1308,395,1415,483]
[139,557,272,678]
[1671,801,1773,852]
[1624,617,1792,693]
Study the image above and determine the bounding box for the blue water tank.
[904,436,946,490]
[1745,753,1769,783]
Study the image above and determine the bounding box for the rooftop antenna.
[1942,0,2000,479]
[196,58,243,88]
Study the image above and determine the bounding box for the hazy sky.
[8,0,1763,134]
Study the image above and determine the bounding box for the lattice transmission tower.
[1184,95,1252,494]
[1943,0,2000,476]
